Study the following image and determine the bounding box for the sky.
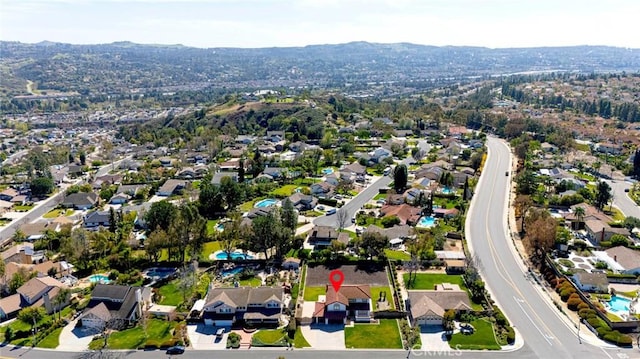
[1,0,639,49]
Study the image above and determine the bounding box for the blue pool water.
[322,168,334,175]
[221,266,245,277]
[145,267,176,279]
[609,295,631,312]
[215,251,255,260]
[418,216,436,228]
[255,198,278,208]
[89,274,111,284]
[215,223,225,232]
[442,187,453,194]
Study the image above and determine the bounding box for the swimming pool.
[215,223,225,232]
[441,187,453,194]
[144,267,176,279]
[417,216,436,228]
[214,251,255,260]
[322,168,334,175]
[254,198,279,208]
[608,295,631,312]
[88,274,111,284]
[221,266,245,277]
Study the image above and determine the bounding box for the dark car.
[166,346,185,355]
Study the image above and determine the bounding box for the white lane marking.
[514,296,554,345]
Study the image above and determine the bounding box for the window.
[333,304,341,311]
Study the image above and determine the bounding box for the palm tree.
[573,206,586,230]
[51,287,71,321]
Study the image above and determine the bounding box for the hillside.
[2,41,640,98]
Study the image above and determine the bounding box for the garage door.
[205,319,233,326]
[417,317,441,326]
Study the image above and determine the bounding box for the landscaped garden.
[89,319,181,349]
[371,286,395,310]
[385,249,410,261]
[43,208,74,218]
[344,319,402,349]
[448,318,500,350]
[251,328,289,347]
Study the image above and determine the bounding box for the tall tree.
[280,198,297,233]
[144,200,177,232]
[393,164,408,192]
[595,181,612,211]
[633,149,640,179]
[336,208,349,231]
[145,228,168,263]
[220,176,242,210]
[525,209,557,262]
[197,181,224,219]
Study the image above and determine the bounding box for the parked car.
[166,346,185,355]
[327,208,336,215]
[216,328,225,339]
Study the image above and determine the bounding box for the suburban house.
[202,286,284,327]
[572,271,609,293]
[341,162,367,177]
[0,276,68,322]
[598,246,640,275]
[157,179,186,197]
[84,211,111,229]
[0,188,19,202]
[109,192,131,205]
[380,204,421,225]
[407,283,473,327]
[310,182,334,198]
[308,225,339,248]
[62,192,99,210]
[212,172,238,185]
[79,284,153,329]
[282,257,301,270]
[1,242,47,264]
[363,224,415,247]
[584,219,630,245]
[262,167,287,180]
[286,193,317,211]
[93,174,123,189]
[312,284,372,324]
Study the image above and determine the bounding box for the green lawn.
[403,273,483,310]
[449,319,500,350]
[373,193,386,200]
[293,326,311,348]
[270,185,299,198]
[106,319,175,349]
[38,327,63,348]
[13,205,34,212]
[371,286,395,310]
[303,286,326,301]
[206,220,220,236]
[385,249,410,261]
[158,281,184,306]
[43,209,61,218]
[251,329,288,346]
[344,319,402,349]
[238,276,262,287]
[200,240,221,260]
[403,273,465,290]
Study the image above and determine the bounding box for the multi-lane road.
[469,137,636,359]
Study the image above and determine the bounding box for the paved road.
[312,139,431,228]
[96,155,133,177]
[466,137,621,359]
[605,179,640,218]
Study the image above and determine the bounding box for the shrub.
[587,317,602,328]
[560,288,576,302]
[577,302,590,311]
[596,326,611,337]
[506,327,516,345]
[227,332,241,349]
[567,298,583,311]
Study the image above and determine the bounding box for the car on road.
[166,345,185,355]
[317,205,325,210]
[625,188,630,192]
[326,208,336,215]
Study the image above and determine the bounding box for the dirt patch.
[306,264,389,286]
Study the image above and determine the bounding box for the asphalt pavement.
[605,179,640,218]
[466,137,628,359]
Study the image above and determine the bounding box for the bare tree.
[336,208,349,231]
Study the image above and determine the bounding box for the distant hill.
[1,41,639,97]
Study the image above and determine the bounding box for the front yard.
[251,328,288,347]
[89,319,179,349]
[448,319,500,350]
[344,319,402,349]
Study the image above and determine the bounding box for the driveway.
[300,323,345,349]
[187,324,229,350]
[57,319,101,351]
[418,325,450,352]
